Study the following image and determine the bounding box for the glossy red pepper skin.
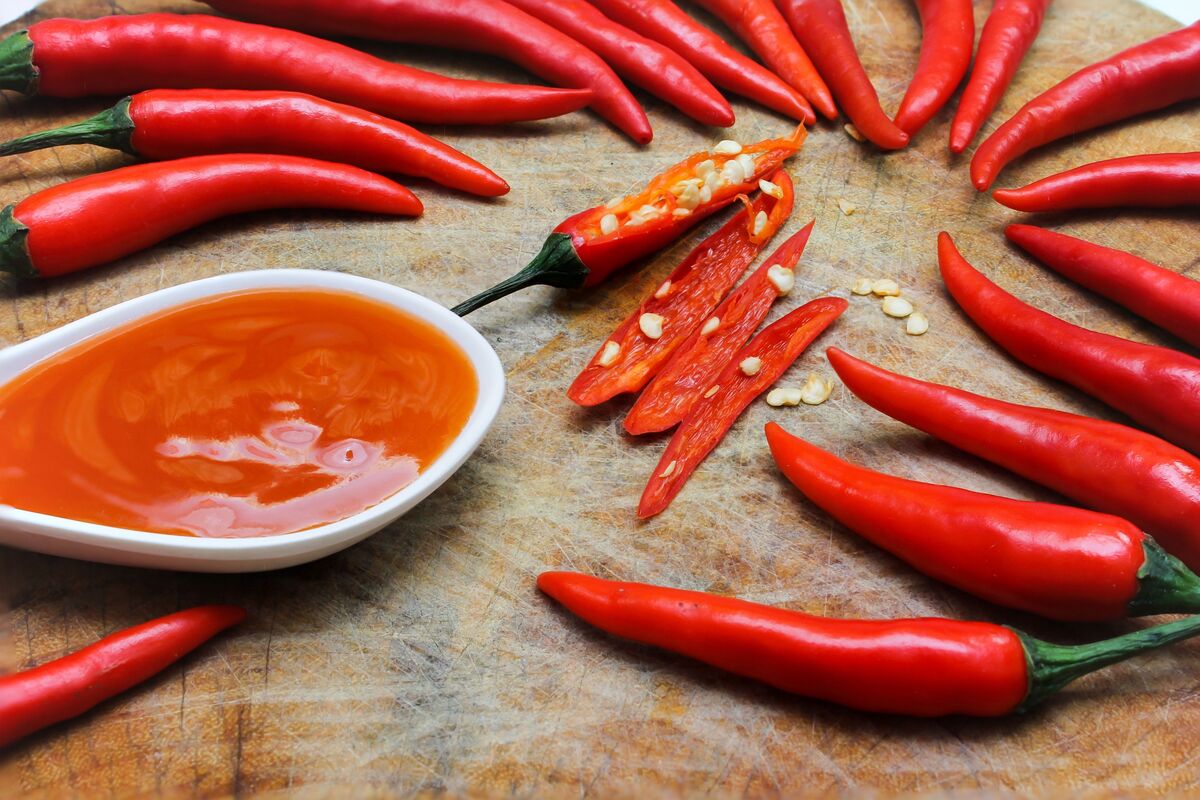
[949,0,1051,153]
[892,0,975,137]
[203,0,650,143]
[776,0,909,150]
[828,348,1200,573]
[971,21,1200,190]
[0,154,423,278]
[1006,224,1200,349]
[0,15,591,126]
[940,233,1200,454]
[0,606,245,748]
[992,153,1200,212]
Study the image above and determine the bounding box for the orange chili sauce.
[0,289,477,537]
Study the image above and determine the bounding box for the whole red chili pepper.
[992,153,1200,212]
[502,0,734,127]
[639,297,846,518]
[625,222,814,434]
[202,0,651,143]
[0,15,592,126]
[892,0,975,137]
[1006,224,1200,350]
[539,571,1200,716]
[775,0,909,150]
[452,127,807,315]
[587,0,816,124]
[949,0,1052,153]
[766,423,1200,622]
[0,606,245,748]
[827,348,1200,573]
[0,90,508,198]
[971,21,1200,190]
[940,232,1200,454]
[0,154,423,279]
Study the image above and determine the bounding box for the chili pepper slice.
[638,297,847,518]
[0,90,508,198]
[971,21,1200,190]
[203,0,651,144]
[539,571,1200,716]
[775,0,909,150]
[569,173,795,407]
[588,0,816,124]
[0,154,423,279]
[0,15,592,126]
[0,605,245,748]
[766,422,1200,622]
[892,0,975,137]
[452,127,807,315]
[827,348,1200,573]
[949,0,1052,154]
[625,223,814,435]
[1006,224,1200,350]
[940,232,1200,454]
[992,153,1200,212]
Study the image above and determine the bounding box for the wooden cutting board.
[1,0,1197,795]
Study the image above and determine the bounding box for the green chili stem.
[0,31,37,95]
[451,233,588,316]
[0,206,36,279]
[0,97,136,157]
[1128,539,1200,616]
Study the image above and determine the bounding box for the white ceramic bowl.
[0,269,505,572]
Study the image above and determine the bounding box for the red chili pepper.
[971,21,1200,190]
[452,127,807,315]
[0,605,245,748]
[203,0,650,143]
[0,90,508,198]
[538,571,1200,716]
[690,0,836,120]
[0,15,592,126]
[765,423,1200,622]
[776,0,909,150]
[940,232,1200,454]
[992,153,1200,212]
[0,154,423,279]
[503,0,734,127]
[827,348,1200,573]
[949,0,1052,153]
[1006,224,1200,350]
[639,297,846,518]
[625,223,814,434]
[568,173,795,407]
[588,0,816,124]
[892,0,975,137]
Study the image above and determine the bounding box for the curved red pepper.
[993,153,1200,212]
[971,21,1200,190]
[892,0,975,137]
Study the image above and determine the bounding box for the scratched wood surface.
[0,0,1197,795]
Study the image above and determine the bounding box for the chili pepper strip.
[0,606,245,748]
[775,0,909,150]
[452,127,806,315]
[892,0,974,137]
[827,348,1200,573]
[625,222,814,434]
[949,0,1052,154]
[1006,224,1200,350]
[992,153,1200,213]
[539,571,1200,716]
[0,154,423,279]
[588,0,816,124]
[639,297,846,518]
[971,21,1200,190]
[766,422,1200,621]
[0,90,508,198]
[203,0,650,144]
[940,232,1200,454]
[690,0,836,120]
[0,15,592,126]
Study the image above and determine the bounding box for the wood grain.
[1,0,1198,795]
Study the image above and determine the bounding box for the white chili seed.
[767,264,794,295]
[704,384,720,399]
[654,280,672,300]
[694,159,716,177]
[882,296,914,318]
[851,278,874,296]
[701,316,720,335]
[906,311,929,335]
[800,374,833,405]
[752,210,768,237]
[597,341,620,367]
[735,153,756,180]
[659,459,677,479]
[871,278,901,297]
[759,179,784,199]
[740,357,762,376]
[639,313,665,339]
[713,139,743,155]
[844,123,866,142]
[600,213,619,235]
